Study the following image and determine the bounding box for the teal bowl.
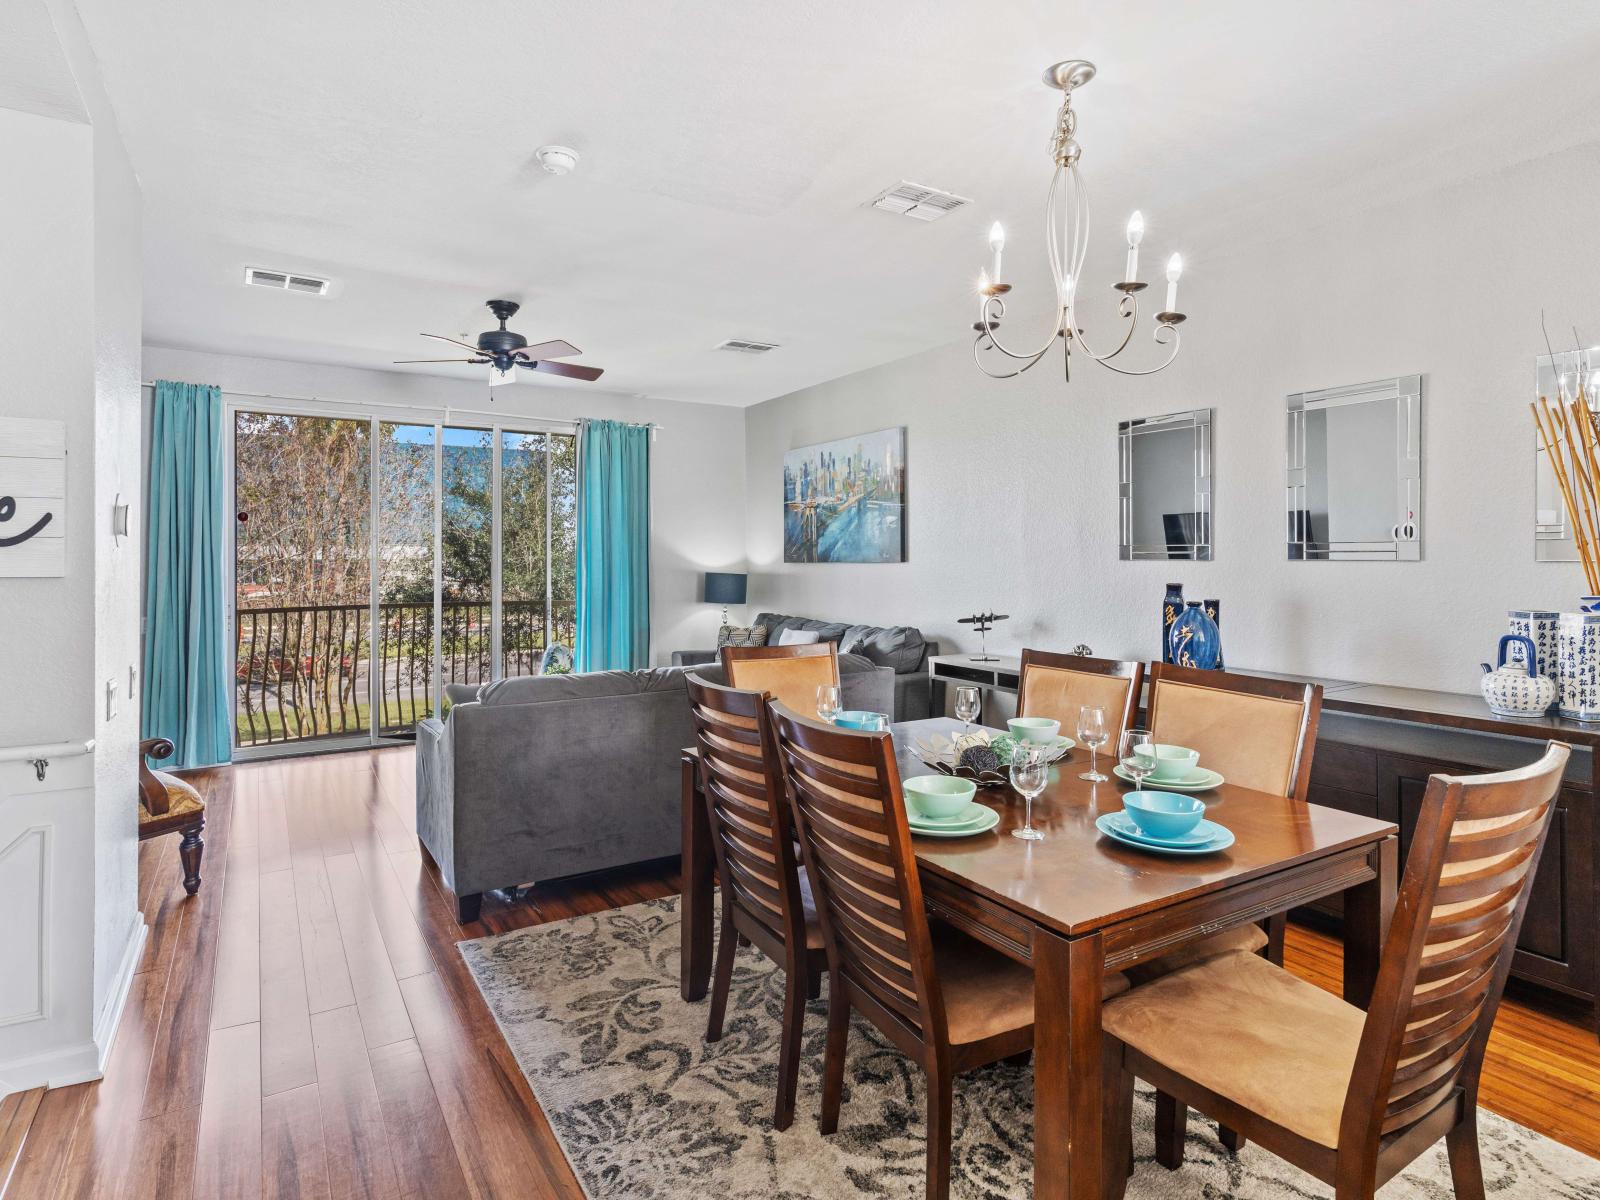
[903,775,977,819]
[834,710,889,731]
[1007,716,1061,744]
[1122,790,1206,839]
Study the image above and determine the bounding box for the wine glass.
[1118,729,1155,792]
[1077,705,1109,782]
[816,685,842,724]
[1010,740,1049,842]
[954,685,981,730]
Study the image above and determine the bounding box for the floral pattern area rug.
[458,895,1600,1199]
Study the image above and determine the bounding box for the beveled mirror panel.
[1286,375,1421,561]
[1534,349,1594,563]
[1118,408,1212,561]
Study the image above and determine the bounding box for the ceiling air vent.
[244,266,331,296]
[867,181,972,222]
[716,338,779,355]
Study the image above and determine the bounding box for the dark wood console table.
[1261,673,1598,1030]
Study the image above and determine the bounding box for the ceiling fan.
[394,299,605,384]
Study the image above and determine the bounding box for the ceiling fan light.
[488,363,517,387]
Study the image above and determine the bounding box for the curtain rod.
[139,381,662,432]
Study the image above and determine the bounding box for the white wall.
[141,347,748,664]
[745,140,1600,696]
[0,0,145,1087]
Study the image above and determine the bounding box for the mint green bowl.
[903,775,977,819]
[1007,716,1061,744]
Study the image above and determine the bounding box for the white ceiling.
[72,0,1600,407]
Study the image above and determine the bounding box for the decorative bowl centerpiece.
[912,728,1074,788]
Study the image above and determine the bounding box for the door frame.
[222,392,575,760]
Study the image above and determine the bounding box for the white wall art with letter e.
[0,418,66,577]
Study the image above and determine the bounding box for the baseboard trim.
[92,917,147,1076]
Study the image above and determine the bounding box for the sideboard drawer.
[1310,740,1376,795]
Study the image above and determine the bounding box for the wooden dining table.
[678,717,1399,1200]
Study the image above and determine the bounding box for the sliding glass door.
[229,405,576,756]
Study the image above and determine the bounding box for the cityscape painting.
[783,427,906,563]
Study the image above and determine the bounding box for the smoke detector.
[535,145,580,175]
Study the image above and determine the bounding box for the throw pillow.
[776,628,821,646]
[717,624,768,649]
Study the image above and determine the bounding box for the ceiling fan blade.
[526,360,605,382]
[514,339,581,361]
[392,357,488,364]
[420,332,488,354]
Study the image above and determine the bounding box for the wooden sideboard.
[1275,674,1598,1025]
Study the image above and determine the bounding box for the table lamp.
[703,571,747,626]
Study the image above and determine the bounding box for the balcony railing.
[234,599,576,748]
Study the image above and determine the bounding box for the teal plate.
[1095,811,1234,855]
[1112,763,1224,791]
[909,805,1000,838]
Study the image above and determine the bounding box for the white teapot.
[1480,634,1557,717]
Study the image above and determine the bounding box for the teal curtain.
[143,381,230,766]
[575,419,651,671]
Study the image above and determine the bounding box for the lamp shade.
[703,571,747,606]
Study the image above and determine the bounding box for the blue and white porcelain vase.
[1168,600,1222,670]
[1557,612,1600,722]
[1507,610,1560,678]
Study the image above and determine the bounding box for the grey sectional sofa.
[672,611,938,721]
[415,655,894,922]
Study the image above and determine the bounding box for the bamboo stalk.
[1569,396,1600,587]
[1549,400,1600,589]
[1557,401,1600,584]
[1534,398,1600,591]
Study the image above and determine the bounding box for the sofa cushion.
[776,628,820,646]
[717,624,768,648]
[846,624,927,674]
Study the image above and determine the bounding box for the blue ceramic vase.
[1168,600,1222,670]
[1161,583,1185,664]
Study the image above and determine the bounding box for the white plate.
[1112,763,1224,792]
[908,805,1000,838]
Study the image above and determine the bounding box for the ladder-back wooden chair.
[721,642,841,718]
[769,701,1129,1200]
[1016,649,1143,746]
[1100,742,1569,1200]
[686,673,826,1131]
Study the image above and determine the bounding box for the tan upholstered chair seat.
[1129,922,1268,984]
[139,771,205,825]
[931,924,1129,1046]
[1103,948,1365,1147]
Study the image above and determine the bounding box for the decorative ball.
[958,745,1002,775]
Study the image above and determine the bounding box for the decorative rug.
[458,895,1600,1199]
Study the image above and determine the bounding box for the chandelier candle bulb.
[988,222,1005,284]
[1125,211,1144,281]
[1165,253,1183,314]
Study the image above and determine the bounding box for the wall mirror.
[1286,375,1421,561]
[1118,408,1212,561]
[1534,349,1595,562]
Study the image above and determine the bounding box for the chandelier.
[973,60,1188,382]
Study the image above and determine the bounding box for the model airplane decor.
[957,611,1009,663]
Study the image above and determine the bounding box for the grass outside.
[236,697,432,744]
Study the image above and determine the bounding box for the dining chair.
[769,700,1129,1200]
[685,673,826,1131]
[1016,648,1144,744]
[1145,661,1325,966]
[1100,741,1569,1200]
[721,642,841,718]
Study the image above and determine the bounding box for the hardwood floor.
[5,745,1598,1197]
